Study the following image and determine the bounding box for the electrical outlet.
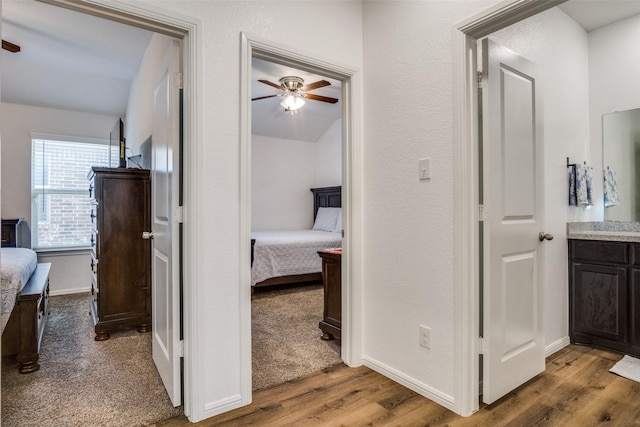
[419,325,431,349]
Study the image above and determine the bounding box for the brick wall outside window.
[32,139,118,249]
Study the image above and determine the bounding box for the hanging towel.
[604,167,620,207]
[571,164,593,206]
[569,165,577,206]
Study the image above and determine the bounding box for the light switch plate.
[419,157,431,181]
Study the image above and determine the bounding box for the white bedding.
[1,248,38,333]
[251,230,341,286]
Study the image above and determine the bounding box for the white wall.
[0,102,117,294]
[251,119,342,231]
[589,14,640,221]
[362,0,503,403]
[124,33,174,156]
[132,0,363,420]
[315,119,342,187]
[37,251,92,296]
[251,135,317,231]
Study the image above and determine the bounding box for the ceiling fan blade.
[258,79,285,91]
[251,94,280,101]
[301,80,331,91]
[304,93,339,104]
[2,40,21,53]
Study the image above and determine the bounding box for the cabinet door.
[571,262,627,346]
[630,269,640,353]
[99,175,150,321]
[323,255,342,329]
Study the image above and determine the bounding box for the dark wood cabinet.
[569,239,640,356]
[88,167,151,341]
[318,249,342,340]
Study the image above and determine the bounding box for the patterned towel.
[569,165,577,206]
[569,164,593,206]
[604,167,620,207]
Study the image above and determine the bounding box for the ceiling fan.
[252,76,338,114]
[2,40,21,53]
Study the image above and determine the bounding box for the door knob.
[538,232,553,242]
[142,231,154,240]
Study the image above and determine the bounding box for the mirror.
[603,107,640,221]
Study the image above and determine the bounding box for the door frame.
[239,33,362,395]
[37,0,201,420]
[452,0,567,416]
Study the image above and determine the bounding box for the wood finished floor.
[152,345,640,426]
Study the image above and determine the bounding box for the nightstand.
[318,248,342,340]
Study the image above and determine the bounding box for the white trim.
[457,0,568,39]
[203,394,244,414]
[452,27,480,418]
[40,0,202,421]
[179,16,203,424]
[363,356,455,411]
[239,33,254,407]
[545,336,571,357]
[35,247,92,256]
[38,0,190,38]
[239,34,362,397]
[452,0,568,417]
[30,133,109,146]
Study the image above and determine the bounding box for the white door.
[151,40,182,407]
[481,38,546,404]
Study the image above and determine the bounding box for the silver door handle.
[538,232,553,242]
[142,231,154,240]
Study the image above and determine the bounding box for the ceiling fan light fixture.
[280,92,305,112]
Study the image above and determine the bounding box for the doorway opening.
[249,55,344,390]
[1,0,197,422]
[240,33,358,395]
[454,0,573,417]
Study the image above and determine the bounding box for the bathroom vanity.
[568,222,640,357]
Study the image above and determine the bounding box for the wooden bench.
[2,262,51,373]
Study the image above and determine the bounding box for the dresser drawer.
[570,240,628,265]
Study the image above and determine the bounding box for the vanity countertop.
[567,221,640,243]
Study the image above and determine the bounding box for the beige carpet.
[2,285,341,425]
[1,293,182,427]
[252,283,342,390]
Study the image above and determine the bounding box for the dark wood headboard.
[1,219,28,248]
[310,186,342,219]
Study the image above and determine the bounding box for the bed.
[251,186,342,288]
[1,220,51,374]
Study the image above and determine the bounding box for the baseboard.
[49,287,91,296]
[545,336,570,357]
[202,394,245,419]
[362,356,455,412]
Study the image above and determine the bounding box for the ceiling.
[251,58,341,142]
[1,1,341,143]
[558,0,640,32]
[1,1,152,117]
[1,0,638,141]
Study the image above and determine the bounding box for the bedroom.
[249,56,345,388]
[0,2,186,425]
[1,1,345,422]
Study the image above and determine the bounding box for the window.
[31,138,118,249]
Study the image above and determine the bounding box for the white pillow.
[313,207,340,232]
[333,208,342,233]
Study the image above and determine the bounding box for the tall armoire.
[89,167,151,341]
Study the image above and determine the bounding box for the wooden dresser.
[89,167,151,341]
[318,249,342,340]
